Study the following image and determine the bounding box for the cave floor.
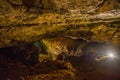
[0,55,120,80]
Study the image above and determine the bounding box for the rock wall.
[0,0,120,59]
[42,36,87,60]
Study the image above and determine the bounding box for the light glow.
[108,53,115,58]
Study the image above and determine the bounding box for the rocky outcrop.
[0,0,120,61]
[0,0,120,48]
[42,36,87,60]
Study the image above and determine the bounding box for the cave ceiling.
[0,0,120,47]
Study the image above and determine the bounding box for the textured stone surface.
[0,0,120,47]
[0,1,120,80]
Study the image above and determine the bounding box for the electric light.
[108,52,115,58]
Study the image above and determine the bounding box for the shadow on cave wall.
[0,43,45,65]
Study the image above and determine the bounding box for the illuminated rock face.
[42,36,87,60]
[5,0,120,13]
[0,1,120,80]
[0,0,120,48]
